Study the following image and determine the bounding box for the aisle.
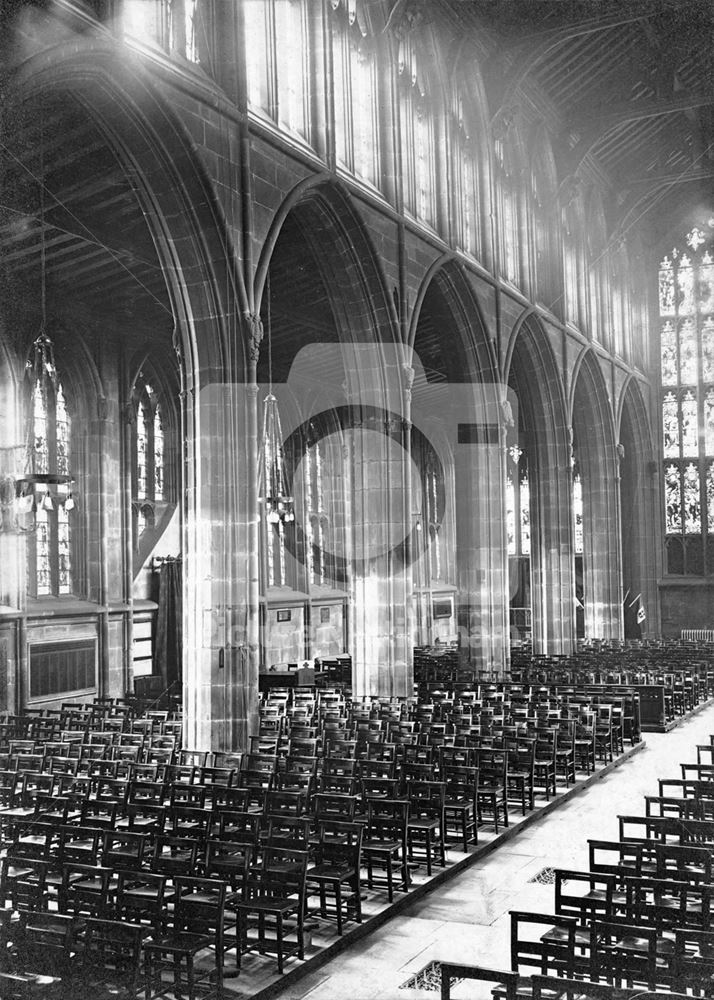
[273,702,714,1000]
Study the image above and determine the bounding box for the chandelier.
[258,392,294,525]
[257,273,293,526]
[15,331,74,533]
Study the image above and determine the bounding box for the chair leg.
[276,913,283,974]
[335,883,343,936]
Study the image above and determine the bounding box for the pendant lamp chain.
[14,106,75,532]
[259,272,294,525]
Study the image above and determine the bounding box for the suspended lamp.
[14,121,75,533]
[257,273,294,525]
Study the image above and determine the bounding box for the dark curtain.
[155,557,182,689]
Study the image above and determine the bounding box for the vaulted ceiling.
[456,0,713,247]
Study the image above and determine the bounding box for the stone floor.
[249,702,714,1000]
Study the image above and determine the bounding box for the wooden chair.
[474,748,509,832]
[442,764,479,852]
[589,919,662,989]
[61,862,116,920]
[673,926,714,994]
[532,729,557,800]
[80,917,145,999]
[203,839,253,895]
[306,821,363,935]
[11,911,77,983]
[362,797,410,902]
[232,845,309,974]
[504,738,536,815]
[541,868,616,970]
[406,779,447,874]
[531,973,689,1000]
[144,876,228,1000]
[0,857,49,914]
[493,911,576,999]
[115,870,168,936]
[150,835,200,880]
[440,964,517,1000]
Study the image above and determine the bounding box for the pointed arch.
[506,312,574,653]
[571,349,621,639]
[410,258,507,672]
[619,376,660,636]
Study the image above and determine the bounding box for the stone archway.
[409,259,507,674]
[506,315,574,655]
[619,378,660,637]
[254,179,407,698]
[6,44,252,750]
[571,350,621,639]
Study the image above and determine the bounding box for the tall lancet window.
[660,223,714,575]
[132,381,167,545]
[27,377,73,597]
[244,0,310,141]
[331,4,380,188]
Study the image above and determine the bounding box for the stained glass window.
[702,317,714,381]
[132,380,168,547]
[137,402,148,501]
[243,0,309,141]
[276,0,308,138]
[35,509,51,596]
[684,463,701,533]
[57,503,71,595]
[661,322,677,385]
[680,319,698,384]
[706,389,714,455]
[663,393,679,457]
[303,437,326,588]
[154,407,164,501]
[506,470,516,555]
[681,392,698,455]
[520,469,530,555]
[332,9,379,188]
[659,257,675,314]
[169,0,200,62]
[507,446,530,557]
[414,100,436,226]
[573,471,583,555]
[27,373,74,598]
[660,223,714,574]
[399,63,437,228]
[665,464,681,533]
[450,90,479,258]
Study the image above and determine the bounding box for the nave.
[272,704,714,1000]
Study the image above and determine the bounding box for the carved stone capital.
[248,314,264,366]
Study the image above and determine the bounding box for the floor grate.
[400,960,459,992]
[528,866,567,885]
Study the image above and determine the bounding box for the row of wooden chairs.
[438,729,714,999]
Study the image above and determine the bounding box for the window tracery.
[131,380,168,546]
[659,223,714,574]
[27,373,73,597]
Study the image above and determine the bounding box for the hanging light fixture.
[257,272,294,525]
[14,117,74,533]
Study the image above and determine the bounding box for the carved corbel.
[248,313,264,367]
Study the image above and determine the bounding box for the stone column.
[453,386,510,676]
[529,425,576,655]
[581,434,623,640]
[346,345,412,699]
[182,318,260,753]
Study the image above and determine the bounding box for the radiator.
[681,629,714,641]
